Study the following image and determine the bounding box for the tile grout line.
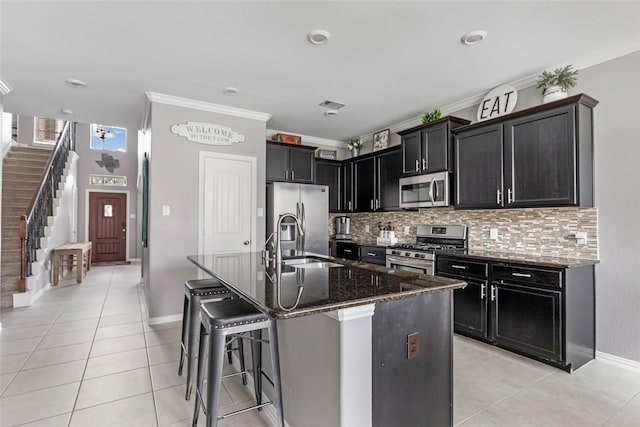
[67,268,115,427]
[598,386,640,426]
[137,276,161,426]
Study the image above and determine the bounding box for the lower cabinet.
[358,245,386,266]
[436,255,595,371]
[335,241,358,260]
[491,282,562,362]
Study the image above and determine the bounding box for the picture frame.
[316,149,337,160]
[272,133,301,144]
[373,128,390,151]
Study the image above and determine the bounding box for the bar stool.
[178,278,237,400]
[192,298,284,427]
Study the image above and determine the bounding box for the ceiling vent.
[319,100,346,110]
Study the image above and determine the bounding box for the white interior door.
[199,151,256,255]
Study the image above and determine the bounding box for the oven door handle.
[387,256,432,269]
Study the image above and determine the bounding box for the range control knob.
[404,252,411,257]
[414,253,425,258]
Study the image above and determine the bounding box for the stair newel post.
[19,215,27,293]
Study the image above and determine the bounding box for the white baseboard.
[596,351,640,373]
[12,284,49,307]
[147,313,182,325]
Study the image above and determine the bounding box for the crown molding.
[0,78,12,95]
[145,92,272,122]
[266,128,345,148]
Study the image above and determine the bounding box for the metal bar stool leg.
[192,324,208,426]
[269,321,285,427]
[237,336,248,385]
[205,329,227,427]
[185,294,202,400]
[250,329,262,407]
[178,295,189,376]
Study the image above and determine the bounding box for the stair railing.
[19,121,75,291]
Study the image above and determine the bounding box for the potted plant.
[347,138,363,157]
[422,108,442,124]
[537,65,579,103]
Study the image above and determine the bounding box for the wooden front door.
[89,192,127,262]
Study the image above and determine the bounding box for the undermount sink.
[282,257,344,269]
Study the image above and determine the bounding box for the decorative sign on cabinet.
[477,85,518,122]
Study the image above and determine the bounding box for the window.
[91,124,126,152]
[34,117,64,144]
[90,174,127,186]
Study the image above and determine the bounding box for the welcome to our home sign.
[170,121,245,145]
[477,85,517,122]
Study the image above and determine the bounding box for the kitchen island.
[187,252,466,427]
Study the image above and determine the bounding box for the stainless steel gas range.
[386,224,468,275]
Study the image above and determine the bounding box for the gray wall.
[144,102,267,318]
[75,122,139,259]
[577,52,640,362]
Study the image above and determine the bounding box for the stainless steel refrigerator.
[266,182,329,256]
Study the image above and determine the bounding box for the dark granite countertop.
[435,249,599,268]
[187,252,466,320]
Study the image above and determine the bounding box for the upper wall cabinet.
[353,146,402,212]
[398,117,470,176]
[314,159,341,213]
[454,94,598,210]
[266,141,316,183]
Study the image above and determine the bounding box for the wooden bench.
[52,242,93,286]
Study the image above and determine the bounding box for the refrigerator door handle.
[301,202,306,252]
[296,202,301,252]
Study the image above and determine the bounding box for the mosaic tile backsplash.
[329,207,598,260]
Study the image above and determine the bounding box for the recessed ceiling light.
[324,110,338,117]
[307,29,331,45]
[223,86,239,95]
[61,108,74,115]
[65,78,87,88]
[461,30,487,45]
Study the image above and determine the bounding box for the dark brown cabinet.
[353,146,402,212]
[314,159,340,212]
[454,95,597,210]
[399,117,470,176]
[436,254,595,372]
[266,142,315,183]
[437,257,489,340]
[340,161,354,212]
[335,241,358,260]
[359,245,386,266]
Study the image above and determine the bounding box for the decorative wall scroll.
[170,121,245,145]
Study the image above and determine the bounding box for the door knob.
[243,240,250,245]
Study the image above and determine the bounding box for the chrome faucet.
[274,213,304,266]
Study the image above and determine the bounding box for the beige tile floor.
[1,263,639,426]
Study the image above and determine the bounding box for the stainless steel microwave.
[399,171,450,209]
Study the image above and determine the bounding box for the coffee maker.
[335,216,352,240]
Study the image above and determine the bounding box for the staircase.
[1,146,52,308]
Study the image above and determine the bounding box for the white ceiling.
[2,1,639,143]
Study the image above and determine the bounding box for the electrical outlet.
[407,332,419,359]
[575,232,588,245]
[404,226,410,234]
[365,225,370,233]
[490,228,499,240]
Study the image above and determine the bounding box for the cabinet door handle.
[370,200,374,210]
[490,285,496,301]
[343,249,352,253]
[507,188,513,204]
[291,170,295,181]
[496,189,502,205]
[285,170,289,180]
[375,199,380,209]
[512,272,532,278]
[348,201,352,211]
[451,264,467,270]
[481,284,486,300]
[422,158,427,170]
[415,159,420,172]
[367,252,376,257]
